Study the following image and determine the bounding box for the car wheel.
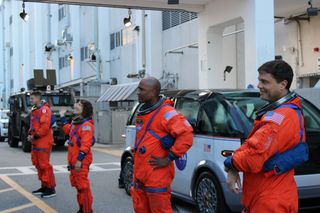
[21,127,31,153]
[123,157,134,196]
[195,171,226,213]
[8,125,19,148]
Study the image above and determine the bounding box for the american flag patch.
[263,111,285,125]
[164,110,178,121]
[204,144,211,152]
[82,126,91,131]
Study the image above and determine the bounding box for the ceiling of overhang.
[275,0,320,17]
[24,0,211,12]
[24,0,320,17]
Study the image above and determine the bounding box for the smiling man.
[224,60,307,213]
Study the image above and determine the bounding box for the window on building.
[81,47,89,61]
[10,47,13,57]
[162,11,197,31]
[110,31,123,50]
[9,16,12,25]
[59,56,70,70]
[116,31,122,47]
[110,33,115,50]
[59,6,66,21]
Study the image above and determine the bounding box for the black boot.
[32,187,46,195]
[77,206,83,213]
[41,188,56,198]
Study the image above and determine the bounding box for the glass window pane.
[199,99,238,137]
[175,98,200,125]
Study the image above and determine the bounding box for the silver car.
[119,90,320,212]
[0,109,9,142]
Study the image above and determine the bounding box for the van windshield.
[26,94,74,107]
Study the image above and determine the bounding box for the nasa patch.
[136,118,144,131]
[175,153,187,171]
[42,109,47,113]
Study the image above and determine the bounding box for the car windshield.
[47,95,74,106]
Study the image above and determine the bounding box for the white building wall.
[162,19,199,89]
[198,0,275,89]
[275,15,320,88]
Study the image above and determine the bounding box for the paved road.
[0,142,197,213]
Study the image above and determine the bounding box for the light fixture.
[223,66,233,81]
[124,9,132,27]
[20,1,29,22]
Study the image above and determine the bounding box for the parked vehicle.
[8,89,74,152]
[0,109,9,142]
[118,89,320,212]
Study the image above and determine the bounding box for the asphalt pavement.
[0,142,198,213]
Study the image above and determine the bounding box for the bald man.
[130,77,193,213]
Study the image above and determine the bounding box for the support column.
[244,0,275,87]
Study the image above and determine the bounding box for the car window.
[226,97,267,124]
[175,98,200,126]
[301,99,320,131]
[127,102,140,125]
[198,98,238,137]
[18,97,23,110]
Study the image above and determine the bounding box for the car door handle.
[221,150,234,157]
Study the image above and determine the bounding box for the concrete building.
[1,1,320,91]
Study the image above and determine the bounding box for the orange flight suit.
[232,98,305,213]
[62,117,94,213]
[29,103,56,189]
[131,99,193,213]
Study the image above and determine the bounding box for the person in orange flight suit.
[28,91,56,198]
[130,77,193,213]
[60,100,95,213]
[224,60,306,213]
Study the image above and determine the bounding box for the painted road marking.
[0,187,14,193]
[1,203,35,213]
[0,162,120,177]
[0,176,57,213]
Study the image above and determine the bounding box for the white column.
[244,0,275,87]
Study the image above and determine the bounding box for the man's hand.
[149,155,171,169]
[27,135,34,142]
[75,161,82,173]
[59,107,68,117]
[227,170,241,194]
